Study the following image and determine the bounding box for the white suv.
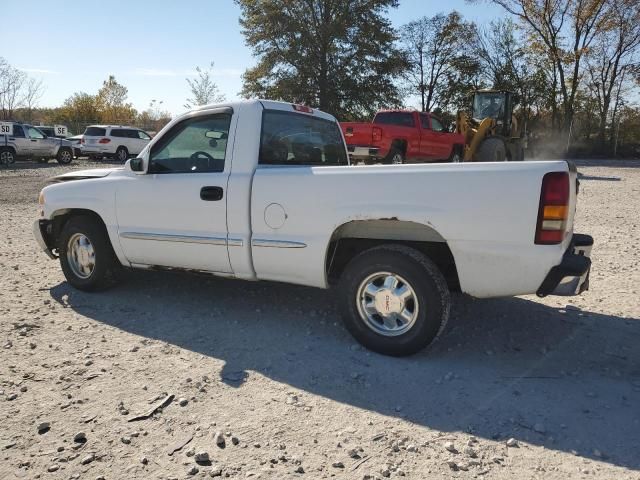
[81,125,152,162]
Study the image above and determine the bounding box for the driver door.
[115,109,234,273]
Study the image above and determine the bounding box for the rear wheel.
[338,245,450,356]
[448,146,463,163]
[56,147,73,165]
[58,216,120,291]
[0,148,16,165]
[116,146,129,163]
[476,137,506,162]
[386,148,405,165]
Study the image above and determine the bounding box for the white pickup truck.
[34,100,593,356]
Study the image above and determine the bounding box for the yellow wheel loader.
[456,90,525,162]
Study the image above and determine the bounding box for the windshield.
[473,93,505,120]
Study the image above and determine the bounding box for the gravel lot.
[1,159,639,479]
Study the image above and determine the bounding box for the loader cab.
[472,90,516,137]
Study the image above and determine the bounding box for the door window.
[137,130,151,140]
[13,125,25,138]
[27,127,45,139]
[373,112,415,128]
[149,113,231,174]
[430,117,445,132]
[259,110,347,166]
[420,114,431,129]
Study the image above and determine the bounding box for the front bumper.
[537,233,593,297]
[33,219,56,259]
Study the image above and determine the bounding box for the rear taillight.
[81,138,85,144]
[98,138,111,144]
[535,172,570,245]
[372,127,382,142]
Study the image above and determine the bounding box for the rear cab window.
[84,127,106,136]
[373,112,415,128]
[259,110,348,166]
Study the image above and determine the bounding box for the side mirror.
[128,149,149,174]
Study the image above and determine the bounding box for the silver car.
[0,123,74,165]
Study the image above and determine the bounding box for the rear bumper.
[537,233,593,297]
[33,219,56,259]
[346,145,384,163]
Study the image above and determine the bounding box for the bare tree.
[0,58,26,120]
[22,77,45,122]
[585,0,640,149]
[401,12,477,112]
[482,0,609,131]
[184,62,226,110]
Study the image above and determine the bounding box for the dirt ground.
[1,159,639,480]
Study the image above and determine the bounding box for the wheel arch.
[325,219,460,290]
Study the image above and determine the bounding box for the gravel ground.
[1,159,639,480]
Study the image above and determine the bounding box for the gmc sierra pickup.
[34,100,593,356]
[341,110,465,164]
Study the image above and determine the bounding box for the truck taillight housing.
[535,172,569,245]
[98,138,111,144]
[372,127,382,142]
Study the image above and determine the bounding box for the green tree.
[96,75,136,123]
[237,0,407,120]
[401,12,478,112]
[184,62,226,109]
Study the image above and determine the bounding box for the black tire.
[57,215,120,292]
[0,147,16,165]
[56,147,73,165]
[337,245,450,356]
[116,146,129,163]
[476,137,506,162]
[448,145,463,163]
[386,148,405,165]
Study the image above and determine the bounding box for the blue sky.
[3,0,504,115]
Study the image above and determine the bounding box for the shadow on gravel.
[50,270,640,470]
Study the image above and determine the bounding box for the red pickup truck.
[341,110,465,164]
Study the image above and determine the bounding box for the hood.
[48,167,122,184]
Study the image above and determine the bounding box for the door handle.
[200,186,224,201]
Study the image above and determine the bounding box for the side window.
[137,130,151,140]
[27,127,45,139]
[149,113,231,174]
[110,129,123,137]
[431,117,445,132]
[259,110,348,166]
[126,130,139,139]
[420,114,430,130]
[374,112,415,128]
[13,125,25,138]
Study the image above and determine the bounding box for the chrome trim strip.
[252,238,307,249]
[227,238,244,247]
[120,232,227,246]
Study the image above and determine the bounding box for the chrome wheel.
[59,149,72,164]
[391,152,404,164]
[66,233,96,279]
[1,150,15,165]
[356,272,419,336]
[451,152,462,163]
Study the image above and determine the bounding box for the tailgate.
[340,122,374,146]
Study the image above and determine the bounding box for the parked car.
[66,134,84,158]
[1,122,74,165]
[81,125,152,162]
[38,125,70,139]
[341,110,465,164]
[34,100,592,356]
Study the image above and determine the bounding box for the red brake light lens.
[98,138,111,144]
[535,172,570,245]
[372,127,382,142]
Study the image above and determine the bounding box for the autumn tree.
[237,0,407,120]
[585,0,640,149]
[96,75,136,124]
[482,0,609,132]
[22,77,45,122]
[0,57,26,120]
[184,62,226,109]
[401,12,478,112]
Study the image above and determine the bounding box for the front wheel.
[337,245,450,356]
[0,148,16,165]
[58,216,120,291]
[57,147,73,165]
